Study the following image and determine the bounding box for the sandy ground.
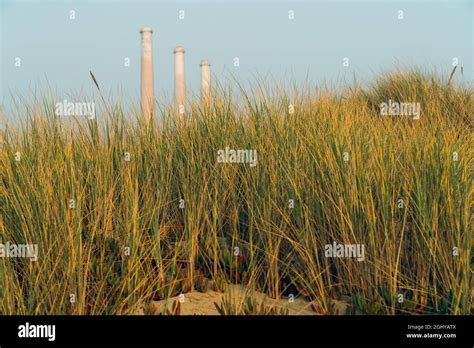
[132,284,352,315]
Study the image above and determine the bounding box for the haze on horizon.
[0,0,472,114]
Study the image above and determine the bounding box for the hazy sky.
[0,0,472,108]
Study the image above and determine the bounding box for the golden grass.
[0,68,472,314]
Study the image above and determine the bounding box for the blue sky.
[0,0,472,109]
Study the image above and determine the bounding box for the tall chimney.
[200,60,211,104]
[140,27,154,121]
[174,46,186,113]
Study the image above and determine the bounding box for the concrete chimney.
[174,46,186,113]
[200,60,211,104]
[140,27,154,121]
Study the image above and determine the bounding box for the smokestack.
[174,46,186,114]
[200,60,211,104]
[140,27,154,121]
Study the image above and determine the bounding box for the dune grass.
[0,68,472,315]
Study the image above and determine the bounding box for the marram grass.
[0,69,472,315]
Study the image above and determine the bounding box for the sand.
[131,284,352,315]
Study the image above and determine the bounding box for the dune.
[131,284,352,315]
